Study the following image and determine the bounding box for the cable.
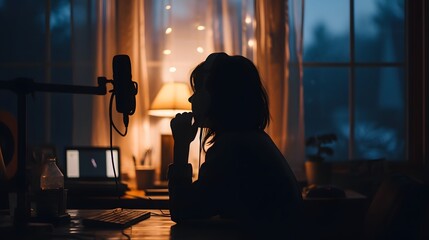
[108,91,131,208]
[109,92,128,137]
[108,93,122,206]
[146,196,171,217]
[125,193,171,217]
[121,230,131,240]
[108,91,132,240]
[150,211,171,217]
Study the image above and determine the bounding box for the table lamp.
[149,82,192,181]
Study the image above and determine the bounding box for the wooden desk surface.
[58,189,368,239]
[1,188,368,240]
[59,209,175,239]
[1,209,174,239]
[0,209,294,240]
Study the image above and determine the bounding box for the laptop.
[64,146,129,196]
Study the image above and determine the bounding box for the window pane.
[51,67,73,150]
[0,0,46,63]
[354,67,405,161]
[51,0,71,63]
[303,0,350,62]
[355,0,405,62]
[304,67,349,161]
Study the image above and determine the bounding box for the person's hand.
[170,112,198,145]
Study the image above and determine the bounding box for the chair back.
[362,174,429,240]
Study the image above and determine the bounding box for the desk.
[0,209,295,240]
[10,190,367,240]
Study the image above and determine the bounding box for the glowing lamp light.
[149,82,192,118]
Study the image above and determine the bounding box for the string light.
[245,16,252,24]
[197,25,205,31]
[196,47,204,53]
[163,1,177,79]
[248,39,255,47]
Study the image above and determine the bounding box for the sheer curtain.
[89,0,305,180]
[255,0,305,180]
[211,0,256,59]
[91,0,151,178]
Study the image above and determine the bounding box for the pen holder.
[135,167,155,190]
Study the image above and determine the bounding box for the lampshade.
[148,82,192,117]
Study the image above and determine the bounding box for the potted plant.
[305,133,337,186]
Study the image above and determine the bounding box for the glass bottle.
[40,157,64,190]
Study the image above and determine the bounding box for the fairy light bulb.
[245,16,252,24]
[196,47,204,53]
[165,27,172,34]
[165,4,171,10]
[197,25,205,31]
[169,67,177,72]
[248,39,255,47]
[163,49,172,55]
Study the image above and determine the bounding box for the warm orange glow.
[149,82,192,117]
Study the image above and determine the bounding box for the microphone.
[112,55,138,127]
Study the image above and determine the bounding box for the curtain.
[211,0,256,59]
[255,0,305,180]
[91,0,151,179]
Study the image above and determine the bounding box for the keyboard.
[82,208,151,228]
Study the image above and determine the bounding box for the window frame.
[406,0,428,169]
[303,0,408,162]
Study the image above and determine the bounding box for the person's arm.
[169,112,215,222]
[168,154,220,222]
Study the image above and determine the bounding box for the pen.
[141,148,152,166]
[132,155,137,169]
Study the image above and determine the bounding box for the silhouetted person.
[168,52,302,237]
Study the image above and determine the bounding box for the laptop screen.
[64,146,120,181]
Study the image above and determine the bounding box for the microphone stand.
[0,77,112,229]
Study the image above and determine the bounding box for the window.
[303,0,406,161]
[0,0,96,157]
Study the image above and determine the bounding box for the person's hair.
[190,52,270,149]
